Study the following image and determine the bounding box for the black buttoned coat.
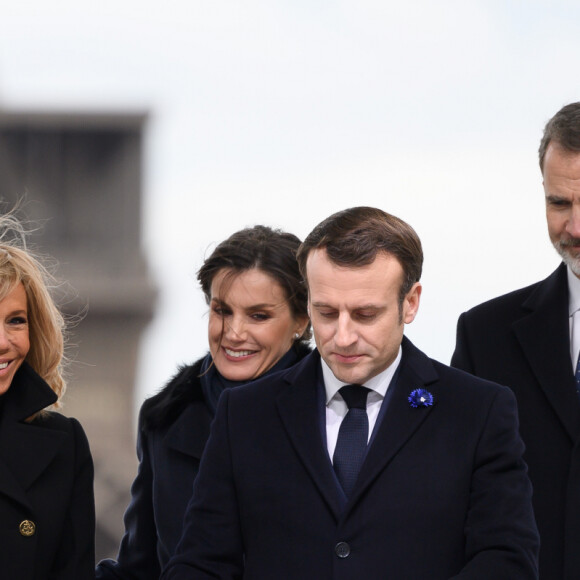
[452,263,580,580]
[162,340,539,579]
[0,362,95,580]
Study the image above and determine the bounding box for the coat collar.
[348,337,438,512]
[0,363,66,509]
[276,338,439,520]
[1,362,57,421]
[161,345,313,459]
[513,263,580,442]
[163,400,212,459]
[276,351,344,516]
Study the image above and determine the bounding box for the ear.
[294,315,310,338]
[402,282,421,324]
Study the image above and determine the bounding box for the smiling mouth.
[0,362,9,370]
[224,348,256,358]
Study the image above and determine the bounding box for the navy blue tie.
[333,385,370,498]
[575,352,580,399]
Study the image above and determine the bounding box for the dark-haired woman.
[96,225,310,579]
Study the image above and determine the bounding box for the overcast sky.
[1,1,579,408]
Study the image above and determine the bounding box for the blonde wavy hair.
[0,216,66,406]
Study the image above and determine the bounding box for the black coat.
[96,344,311,580]
[452,263,580,580]
[0,362,95,580]
[163,340,539,579]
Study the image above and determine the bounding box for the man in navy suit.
[452,102,580,580]
[162,206,539,579]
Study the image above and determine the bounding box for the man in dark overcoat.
[452,102,580,580]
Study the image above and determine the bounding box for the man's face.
[306,249,421,385]
[544,142,580,277]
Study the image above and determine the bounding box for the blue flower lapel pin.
[408,388,434,408]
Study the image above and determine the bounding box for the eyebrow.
[211,298,281,310]
[311,302,382,310]
[545,194,571,203]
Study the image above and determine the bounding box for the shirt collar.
[321,346,402,404]
[567,265,580,316]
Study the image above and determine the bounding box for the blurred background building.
[0,109,156,560]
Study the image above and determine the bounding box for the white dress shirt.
[322,347,402,461]
[567,266,580,372]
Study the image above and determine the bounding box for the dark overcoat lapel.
[512,263,580,442]
[276,339,439,516]
[352,338,437,509]
[0,364,64,509]
[163,401,213,459]
[276,352,345,519]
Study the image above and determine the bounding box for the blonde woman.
[0,215,94,580]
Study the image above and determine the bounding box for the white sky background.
[1,1,579,414]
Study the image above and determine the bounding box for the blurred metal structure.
[0,110,157,561]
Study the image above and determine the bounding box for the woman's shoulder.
[32,410,82,433]
[139,357,206,431]
[30,412,92,459]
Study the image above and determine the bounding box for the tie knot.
[339,384,370,410]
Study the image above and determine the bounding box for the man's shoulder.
[405,337,512,398]
[462,284,539,322]
[461,265,564,322]
[431,356,512,396]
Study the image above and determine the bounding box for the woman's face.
[208,268,307,381]
[0,283,30,396]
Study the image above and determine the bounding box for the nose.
[567,204,580,238]
[334,313,357,348]
[224,315,247,342]
[0,327,9,350]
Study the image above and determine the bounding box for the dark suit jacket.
[452,263,580,580]
[162,339,539,580]
[0,362,95,580]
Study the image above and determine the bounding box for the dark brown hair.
[197,225,310,341]
[296,206,422,307]
[539,102,580,173]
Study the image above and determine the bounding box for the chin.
[217,365,256,382]
[331,368,363,385]
[559,249,580,277]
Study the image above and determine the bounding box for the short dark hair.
[197,225,310,341]
[539,102,580,172]
[296,206,423,307]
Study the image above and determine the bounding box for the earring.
[294,333,301,340]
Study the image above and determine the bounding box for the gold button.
[19,520,36,537]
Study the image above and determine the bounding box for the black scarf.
[200,346,299,414]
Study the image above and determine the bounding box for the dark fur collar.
[141,343,312,431]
